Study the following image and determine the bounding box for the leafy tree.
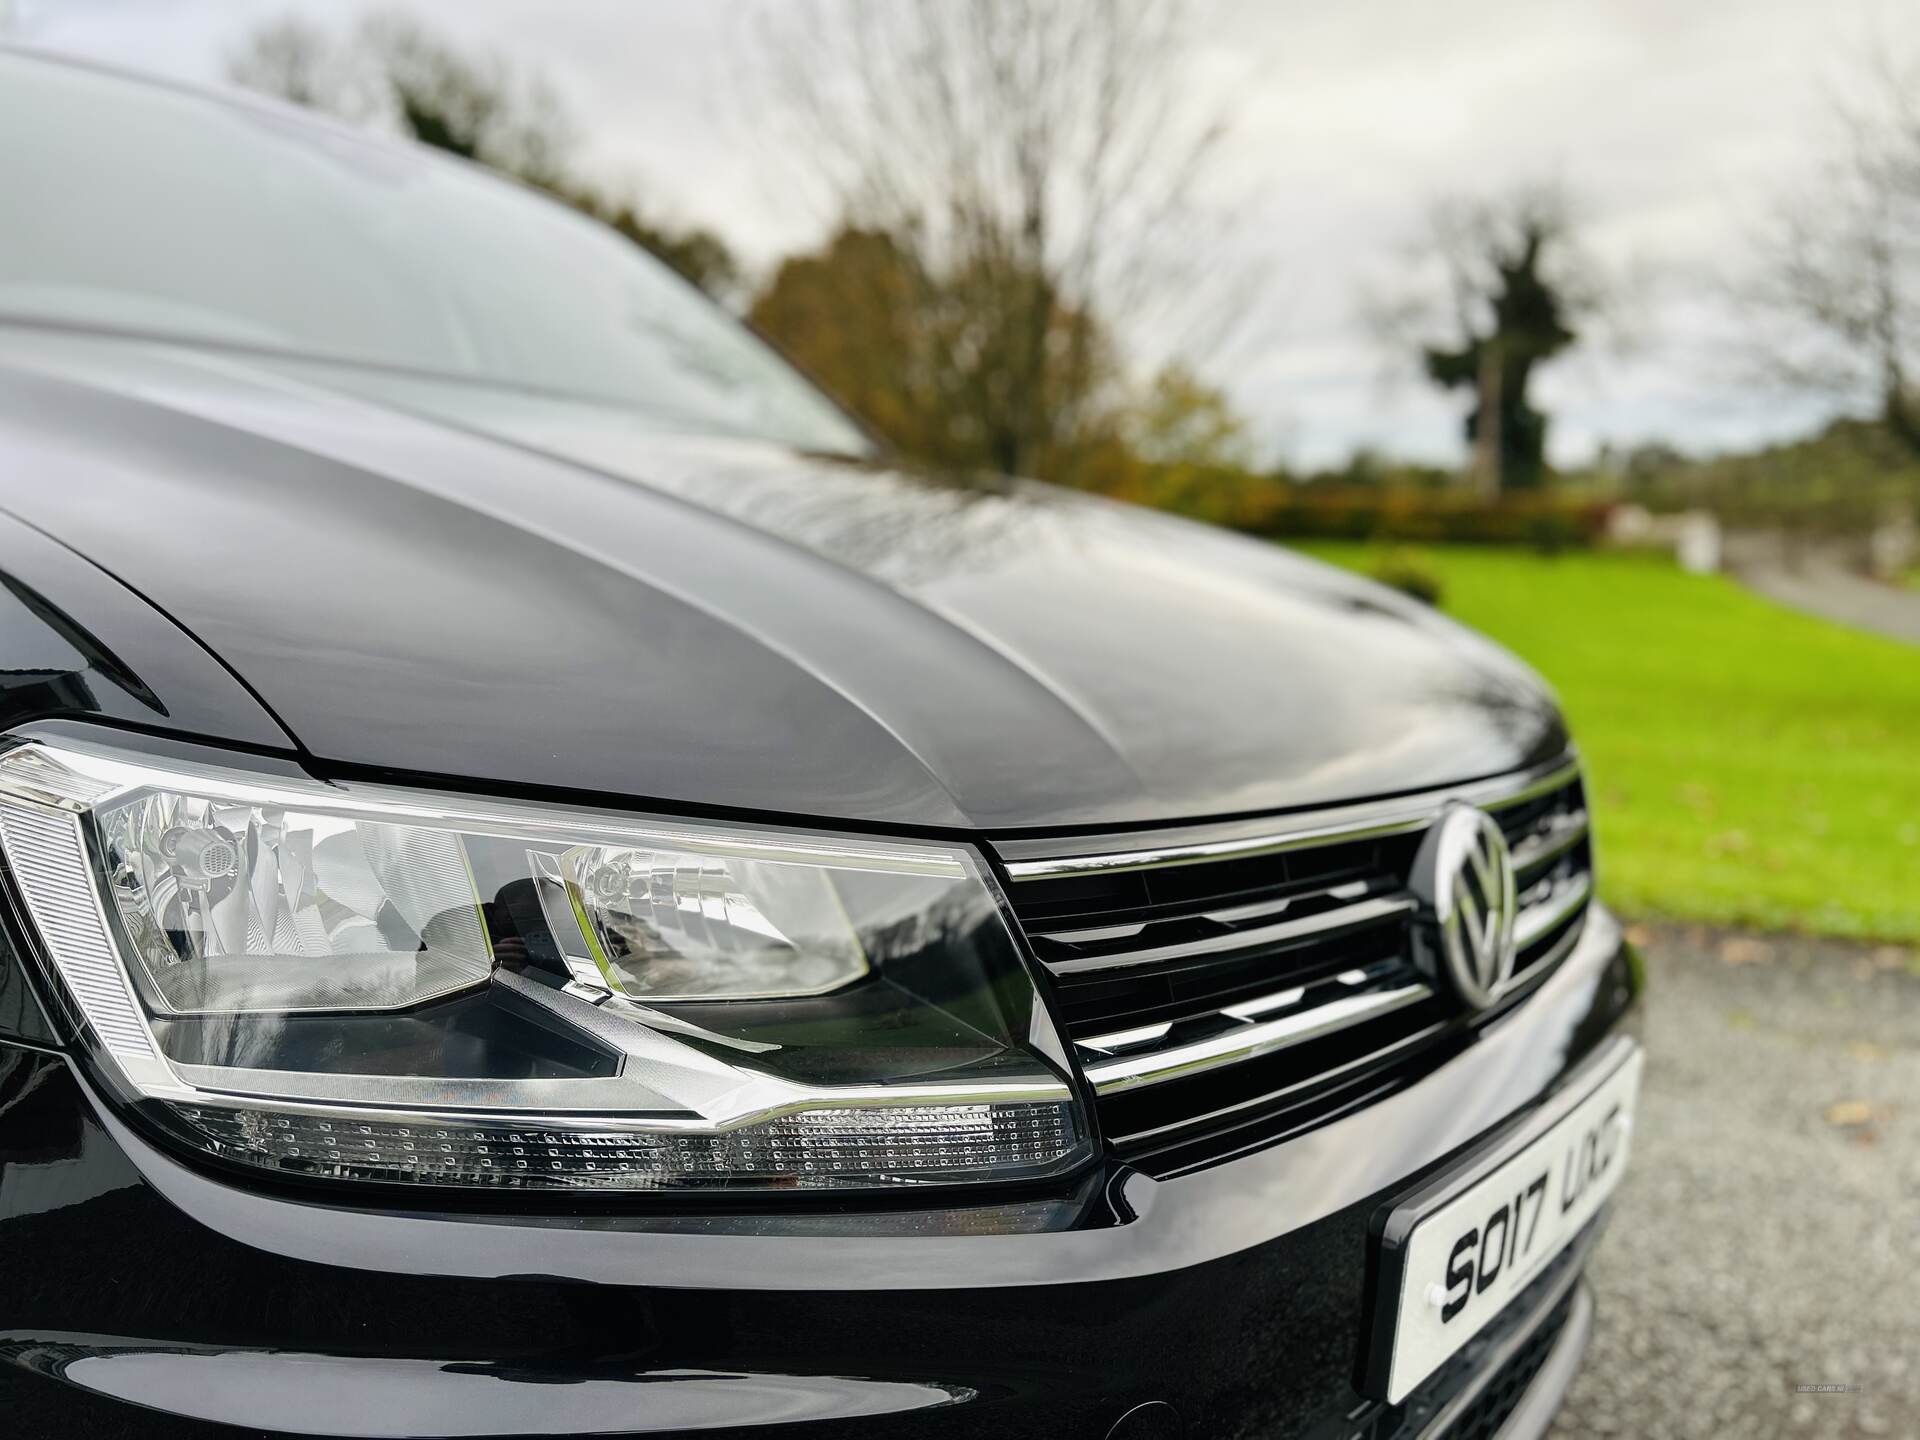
[1103,364,1260,513]
[750,225,1125,483]
[750,230,940,462]
[749,225,1263,502]
[227,12,737,300]
[1126,365,1253,470]
[1423,218,1572,490]
[1375,186,1601,493]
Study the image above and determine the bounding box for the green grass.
[1292,544,1920,942]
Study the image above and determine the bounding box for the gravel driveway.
[1550,925,1920,1439]
[1735,555,1920,648]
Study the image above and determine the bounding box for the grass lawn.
[1292,544,1920,943]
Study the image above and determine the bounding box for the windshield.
[0,52,867,454]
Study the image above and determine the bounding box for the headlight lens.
[0,737,1087,1194]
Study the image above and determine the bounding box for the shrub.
[1094,464,1615,550]
[1215,484,1612,549]
[1368,548,1446,606]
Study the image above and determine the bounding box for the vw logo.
[1410,804,1518,1011]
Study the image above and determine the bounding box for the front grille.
[994,759,1592,1176]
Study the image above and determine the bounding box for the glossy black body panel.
[0,506,289,753]
[0,917,55,1046]
[0,329,1566,832]
[0,909,1640,1437]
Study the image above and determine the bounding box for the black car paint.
[0,399,1636,1436]
[0,53,1633,1440]
[0,329,1565,834]
[0,506,289,753]
[0,894,1639,1437]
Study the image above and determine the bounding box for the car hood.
[0,333,1566,831]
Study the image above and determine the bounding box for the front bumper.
[0,904,1640,1438]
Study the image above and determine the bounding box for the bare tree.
[225,16,342,111]
[354,12,574,187]
[1748,49,1920,451]
[1369,184,1604,494]
[228,13,571,182]
[745,0,1250,481]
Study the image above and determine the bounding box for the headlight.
[0,735,1088,1194]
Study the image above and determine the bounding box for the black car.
[0,48,1641,1440]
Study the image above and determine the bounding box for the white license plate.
[1369,1044,1641,1403]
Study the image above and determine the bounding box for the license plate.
[1367,1043,1641,1403]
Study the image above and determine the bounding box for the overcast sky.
[14,0,1920,468]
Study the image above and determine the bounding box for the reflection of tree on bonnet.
[632,444,1081,591]
[1422,667,1564,754]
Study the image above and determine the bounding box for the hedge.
[1145,479,1613,548]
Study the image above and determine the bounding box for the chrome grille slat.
[1201,875,1376,926]
[994,756,1595,1173]
[1511,809,1589,874]
[998,757,1581,879]
[1020,864,1392,941]
[1515,871,1594,951]
[1076,1020,1175,1054]
[1026,872,1400,950]
[1039,893,1416,976]
[1499,903,1589,1004]
[1039,919,1150,944]
[1083,978,1434,1095]
[1101,1017,1454,1150]
[1078,957,1410,1058]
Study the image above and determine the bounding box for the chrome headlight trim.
[0,733,1089,1194]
